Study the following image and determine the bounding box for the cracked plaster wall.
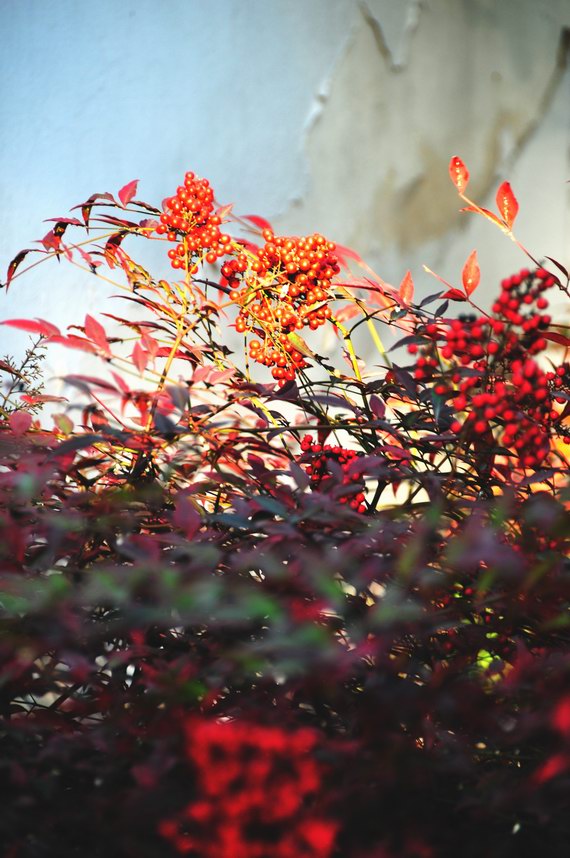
[284,0,570,310]
[1,0,569,373]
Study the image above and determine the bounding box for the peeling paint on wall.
[282,0,570,296]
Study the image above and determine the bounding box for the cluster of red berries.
[247,336,308,383]
[158,719,337,858]
[408,268,569,469]
[300,435,367,512]
[492,267,555,334]
[224,231,340,384]
[154,171,231,269]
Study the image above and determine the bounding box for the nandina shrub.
[0,160,569,858]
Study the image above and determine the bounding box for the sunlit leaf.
[461,250,480,296]
[448,156,470,193]
[398,270,414,306]
[460,205,505,229]
[495,181,519,229]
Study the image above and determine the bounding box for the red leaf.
[104,232,128,267]
[545,256,568,279]
[118,179,139,208]
[85,314,111,357]
[0,360,23,377]
[132,341,148,374]
[1,318,61,337]
[398,270,414,306]
[335,243,365,268]
[461,250,480,296]
[243,214,273,232]
[217,203,234,221]
[533,753,568,785]
[495,181,519,229]
[334,304,362,324]
[9,410,32,436]
[543,331,570,347]
[140,329,159,358]
[49,335,97,354]
[441,289,467,302]
[40,229,62,252]
[77,246,100,271]
[72,192,116,228]
[460,205,506,230]
[111,371,131,394]
[20,394,67,404]
[44,216,83,227]
[5,249,36,289]
[369,394,386,419]
[173,495,202,538]
[448,156,470,193]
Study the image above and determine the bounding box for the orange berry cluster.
[158,719,336,858]
[408,268,568,469]
[155,171,231,269]
[225,230,340,384]
[247,336,308,384]
[300,435,367,512]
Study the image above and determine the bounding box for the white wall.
[1,0,569,380]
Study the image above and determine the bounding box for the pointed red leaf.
[72,192,116,227]
[544,257,567,279]
[49,335,97,354]
[398,270,414,306]
[21,394,66,404]
[334,304,362,324]
[132,341,148,374]
[369,394,386,419]
[77,246,100,271]
[140,329,159,358]
[448,156,470,193]
[495,181,519,229]
[460,206,506,231]
[40,229,62,252]
[118,179,139,208]
[84,314,111,357]
[461,250,480,296]
[44,216,83,227]
[441,288,467,302]
[335,243,365,268]
[243,214,273,232]
[5,249,37,289]
[217,203,234,221]
[1,318,61,337]
[543,331,570,347]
